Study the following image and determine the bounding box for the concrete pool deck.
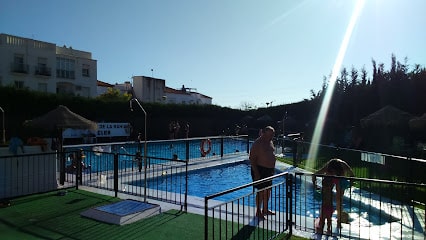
[76,154,425,239]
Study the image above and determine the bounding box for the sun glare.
[306,0,365,169]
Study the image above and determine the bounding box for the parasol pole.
[59,127,65,185]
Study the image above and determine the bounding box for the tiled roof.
[97,80,114,87]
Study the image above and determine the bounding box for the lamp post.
[282,111,287,137]
[129,98,147,201]
[282,111,287,154]
[0,107,5,144]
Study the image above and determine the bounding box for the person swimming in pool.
[249,126,276,220]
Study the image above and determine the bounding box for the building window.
[12,54,28,73]
[36,57,50,76]
[56,57,75,79]
[14,81,24,89]
[38,57,47,67]
[14,54,24,65]
[82,64,90,77]
[38,83,47,92]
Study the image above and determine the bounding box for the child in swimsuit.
[316,176,334,235]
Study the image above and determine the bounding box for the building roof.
[97,80,114,87]
[164,86,190,95]
[164,86,212,99]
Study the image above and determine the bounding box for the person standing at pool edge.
[313,158,355,227]
[249,126,276,220]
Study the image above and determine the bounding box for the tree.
[97,88,131,102]
[240,101,256,111]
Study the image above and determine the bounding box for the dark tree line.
[311,54,426,127]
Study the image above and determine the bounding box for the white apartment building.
[0,33,97,97]
[132,76,166,103]
[164,85,212,104]
[132,76,212,104]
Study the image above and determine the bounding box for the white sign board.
[62,122,131,138]
[96,123,131,137]
[361,152,385,165]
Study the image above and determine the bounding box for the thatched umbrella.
[24,105,97,184]
[409,113,426,132]
[360,105,412,152]
[360,105,412,128]
[25,105,97,131]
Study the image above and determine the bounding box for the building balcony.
[34,66,52,76]
[10,63,29,74]
[56,69,75,79]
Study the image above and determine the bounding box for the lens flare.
[306,0,365,169]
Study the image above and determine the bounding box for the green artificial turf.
[0,189,305,240]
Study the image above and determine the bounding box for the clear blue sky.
[1,0,425,109]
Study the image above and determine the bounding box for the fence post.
[75,151,79,190]
[204,197,209,240]
[60,150,65,185]
[220,136,224,157]
[407,156,412,183]
[186,140,190,160]
[286,174,293,236]
[185,140,189,212]
[114,153,118,197]
[334,146,341,158]
[246,136,250,154]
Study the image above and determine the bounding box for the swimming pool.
[127,161,397,225]
[64,138,249,172]
[127,162,317,214]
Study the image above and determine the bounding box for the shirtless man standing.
[249,126,276,220]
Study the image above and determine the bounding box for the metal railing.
[64,135,250,209]
[204,171,426,239]
[204,171,293,240]
[10,62,29,73]
[0,135,249,204]
[34,66,52,76]
[2,135,424,239]
[68,150,190,208]
[277,138,426,184]
[295,173,425,239]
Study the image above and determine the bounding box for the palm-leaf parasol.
[24,105,97,184]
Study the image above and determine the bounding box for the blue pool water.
[64,138,249,172]
[129,161,320,216]
[179,162,265,200]
[128,162,396,224]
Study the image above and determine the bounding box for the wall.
[0,146,58,199]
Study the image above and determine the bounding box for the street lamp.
[0,106,5,144]
[129,98,147,201]
[282,111,287,137]
[282,111,287,154]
